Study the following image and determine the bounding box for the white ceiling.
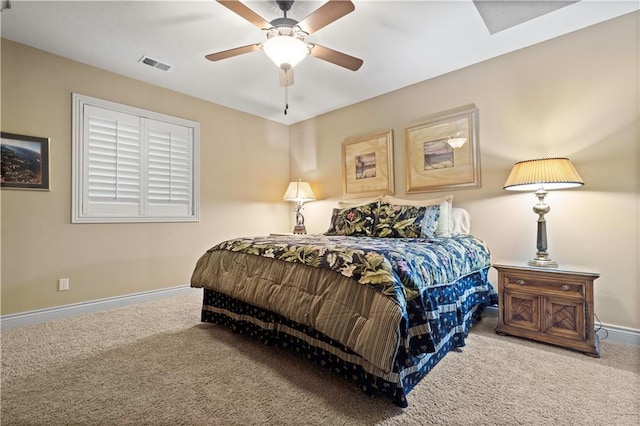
[1,1,638,125]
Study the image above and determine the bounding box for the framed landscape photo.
[1,132,50,190]
[404,105,481,193]
[342,130,394,198]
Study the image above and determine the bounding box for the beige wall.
[290,13,640,330]
[2,13,639,331]
[1,39,290,315]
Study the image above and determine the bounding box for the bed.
[190,195,498,407]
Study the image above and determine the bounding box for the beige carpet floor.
[1,290,638,425]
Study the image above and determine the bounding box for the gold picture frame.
[342,130,394,198]
[404,104,481,193]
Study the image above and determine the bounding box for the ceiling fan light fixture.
[263,35,310,69]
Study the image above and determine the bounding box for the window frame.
[72,93,200,223]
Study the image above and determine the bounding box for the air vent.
[138,56,172,72]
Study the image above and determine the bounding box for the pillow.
[375,202,431,238]
[325,201,379,237]
[451,207,471,235]
[381,194,453,207]
[420,205,441,238]
[337,196,383,209]
[381,194,453,237]
[434,200,453,237]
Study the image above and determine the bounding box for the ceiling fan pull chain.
[284,86,289,115]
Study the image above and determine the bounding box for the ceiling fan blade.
[297,0,355,34]
[216,0,271,29]
[279,66,294,87]
[310,44,363,71]
[205,44,261,61]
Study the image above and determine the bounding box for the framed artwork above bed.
[404,104,481,193]
[342,130,394,199]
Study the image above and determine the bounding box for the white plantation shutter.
[73,94,199,223]
[147,121,193,216]
[84,106,142,216]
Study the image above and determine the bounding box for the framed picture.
[404,104,481,193]
[342,130,394,198]
[1,132,50,190]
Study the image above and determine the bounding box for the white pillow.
[381,194,453,207]
[337,196,382,209]
[451,208,471,235]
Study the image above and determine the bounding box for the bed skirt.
[199,269,495,407]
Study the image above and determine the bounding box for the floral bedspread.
[211,234,491,308]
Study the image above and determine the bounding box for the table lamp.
[283,179,316,234]
[503,157,584,267]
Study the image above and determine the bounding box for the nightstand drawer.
[503,272,585,298]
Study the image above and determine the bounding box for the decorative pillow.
[382,194,454,237]
[375,202,427,238]
[420,205,441,238]
[325,201,378,237]
[434,200,453,237]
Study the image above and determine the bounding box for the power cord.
[594,312,609,340]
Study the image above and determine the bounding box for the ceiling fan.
[206,0,364,89]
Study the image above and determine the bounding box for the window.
[72,93,199,223]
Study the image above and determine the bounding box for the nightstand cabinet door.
[503,291,540,332]
[494,263,600,357]
[543,296,586,341]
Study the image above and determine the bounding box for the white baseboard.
[482,305,639,347]
[596,323,640,347]
[0,285,200,330]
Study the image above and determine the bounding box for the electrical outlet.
[58,278,70,291]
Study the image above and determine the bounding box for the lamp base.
[528,257,558,268]
[292,225,307,234]
[529,190,557,268]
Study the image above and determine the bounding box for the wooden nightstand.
[493,262,600,357]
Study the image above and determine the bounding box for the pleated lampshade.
[503,158,584,191]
